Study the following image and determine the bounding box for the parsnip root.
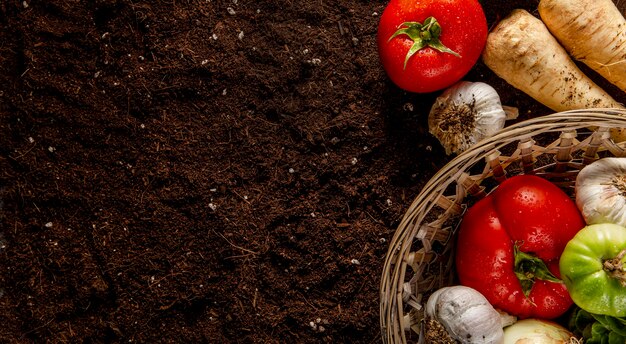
[482,9,626,141]
[539,0,626,94]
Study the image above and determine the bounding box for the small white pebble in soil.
[310,58,321,65]
[350,259,361,265]
[210,188,217,192]
[351,157,358,165]
[222,88,227,95]
[379,237,387,243]
[310,212,315,217]
[140,123,145,129]
[256,9,260,13]
[288,168,295,174]
[22,1,28,8]
[212,33,218,40]
[372,12,378,16]
[201,59,209,65]
[227,7,236,15]
[208,203,217,211]
[45,222,53,228]
[238,31,244,40]
[28,137,34,143]
[386,199,392,206]
[318,326,326,332]
[309,321,317,330]
[48,146,55,152]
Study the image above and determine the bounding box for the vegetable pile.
[376,0,626,342]
[426,158,626,343]
[377,0,626,153]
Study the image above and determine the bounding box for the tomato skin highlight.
[376,0,488,93]
[455,175,585,319]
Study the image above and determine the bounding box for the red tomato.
[376,0,488,93]
[455,175,585,319]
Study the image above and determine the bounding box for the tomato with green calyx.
[456,175,585,319]
[376,0,488,93]
[560,223,626,318]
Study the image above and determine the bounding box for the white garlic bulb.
[425,285,514,344]
[576,157,626,226]
[428,81,515,155]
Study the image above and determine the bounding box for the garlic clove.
[428,81,511,155]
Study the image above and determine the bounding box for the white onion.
[503,319,576,343]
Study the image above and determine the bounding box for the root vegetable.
[538,0,626,94]
[482,9,626,141]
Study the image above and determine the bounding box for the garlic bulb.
[576,157,626,226]
[428,81,516,155]
[425,285,515,344]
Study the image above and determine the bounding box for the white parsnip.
[539,0,626,93]
[482,9,626,141]
[482,9,622,112]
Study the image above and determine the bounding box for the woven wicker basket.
[380,108,626,343]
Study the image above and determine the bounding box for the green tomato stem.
[603,248,626,287]
[514,244,562,297]
[388,16,460,70]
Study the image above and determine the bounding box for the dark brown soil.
[1,1,624,343]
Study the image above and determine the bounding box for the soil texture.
[1,0,625,343]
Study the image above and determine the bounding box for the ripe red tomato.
[455,175,585,319]
[376,0,488,93]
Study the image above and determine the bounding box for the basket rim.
[379,108,626,344]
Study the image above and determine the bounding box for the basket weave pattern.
[380,109,626,343]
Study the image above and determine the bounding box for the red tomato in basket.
[376,0,488,93]
[455,175,585,319]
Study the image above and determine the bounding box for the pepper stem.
[514,244,562,297]
[603,248,626,287]
[388,17,460,70]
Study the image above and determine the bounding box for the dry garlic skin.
[576,157,626,226]
[425,285,506,344]
[428,81,506,155]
